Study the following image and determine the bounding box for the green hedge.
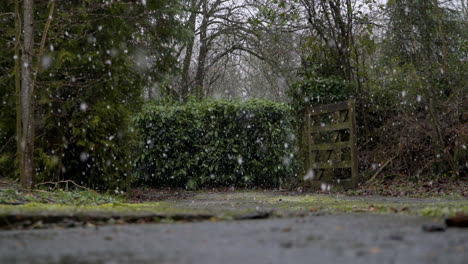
[134,100,298,189]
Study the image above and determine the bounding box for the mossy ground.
[181,191,468,217]
[0,201,212,216]
[0,188,467,222]
[0,183,123,205]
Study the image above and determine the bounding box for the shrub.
[32,2,147,191]
[287,66,352,112]
[134,100,298,189]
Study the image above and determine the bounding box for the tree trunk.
[180,0,200,101]
[14,0,23,184]
[21,0,34,190]
[194,1,209,99]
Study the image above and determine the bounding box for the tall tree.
[14,0,22,184]
[180,0,202,100]
[20,0,34,189]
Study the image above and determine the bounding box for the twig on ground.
[367,155,398,183]
[35,180,94,192]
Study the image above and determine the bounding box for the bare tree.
[177,0,258,99]
[172,0,366,101]
[180,0,202,100]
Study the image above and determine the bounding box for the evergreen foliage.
[288,67,351,111]
[0,2,18,178]
[0,0,184,189]
[134,100,298,189]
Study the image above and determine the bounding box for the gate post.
[349,98,359,187]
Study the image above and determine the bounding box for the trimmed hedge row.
[134,100,298,189]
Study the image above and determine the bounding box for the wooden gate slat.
[309,101,349,116]
[309,141,351,151]
[311,160,352,169]
[309,122,351,133]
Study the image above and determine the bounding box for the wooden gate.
[303,99,359,189]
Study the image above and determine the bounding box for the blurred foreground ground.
[1,212,467,264]
[1,190,467,263]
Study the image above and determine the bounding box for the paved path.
[1,213,467,264]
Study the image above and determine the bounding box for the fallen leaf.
[369,247,381,254]
[446,215,468,228]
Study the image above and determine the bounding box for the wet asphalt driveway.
[1,213,467,264]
